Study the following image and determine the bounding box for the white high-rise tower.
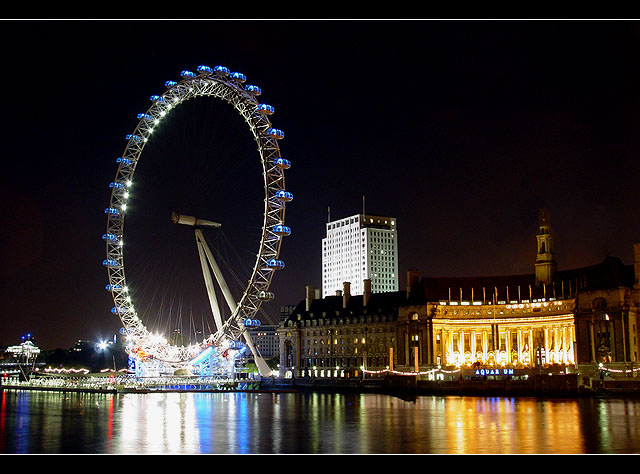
[322,213,398,297]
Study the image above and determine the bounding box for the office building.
[246,324,279,359]
[322,213,398,297]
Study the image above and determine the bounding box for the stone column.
[529,328,534,367]
[544,327,550,364]
[482,330,488,363]
[517,328,523,366]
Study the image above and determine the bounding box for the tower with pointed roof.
[535,208,557,286]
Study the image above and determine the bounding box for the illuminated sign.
[474,368,514,376]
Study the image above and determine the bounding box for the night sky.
[1,20,639,350]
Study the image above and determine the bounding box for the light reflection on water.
[1,389,640,454]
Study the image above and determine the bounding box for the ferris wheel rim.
[103,65,291,365]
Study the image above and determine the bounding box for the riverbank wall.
[261,374,640,398]
[4,375,640,397]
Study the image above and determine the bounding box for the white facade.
[322,214,398,297]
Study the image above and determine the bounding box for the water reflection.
[1,389,640,454]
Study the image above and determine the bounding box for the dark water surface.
[1,389,639,454]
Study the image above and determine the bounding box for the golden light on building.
[433,301,576,369]
[278,210,640,380]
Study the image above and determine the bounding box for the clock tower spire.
[535,208,557,286]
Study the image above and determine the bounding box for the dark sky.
[1,20,639,350]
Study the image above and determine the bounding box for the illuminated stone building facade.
[278,212,640,379]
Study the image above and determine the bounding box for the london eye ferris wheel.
[103,65,292,377]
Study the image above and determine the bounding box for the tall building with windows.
[322,213,398,297]
[246,324,279,359]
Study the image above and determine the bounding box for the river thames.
[1,389,639,454]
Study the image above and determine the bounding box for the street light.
[96,339,117,371]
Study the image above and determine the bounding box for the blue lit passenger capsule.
[150,95,165,102]
[229,340,245,350]
[103,259,119,268]
[273,157,291,169]
[243,318,261,327]
[109,182,125,190]
[273,224,291,236]
[266,259,285,270]
[258,104,275,115]
[116,157,133,165]
[245,84,262,96]
[214,65,230,76]
[105,284,122,291]
[197,65,213,75]
[137,113,153,121]
[102,233,118,241]
[275,190,293,202]
[180,70,196,78]
[165,80,177,87]
[105,207,120,215]
[126,134,142,142]
[257,291,275,301]
[266,128,284,139]
[230,72,246,82]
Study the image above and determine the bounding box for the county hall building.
[278,210,640,381]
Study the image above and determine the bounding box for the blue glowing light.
[273,157,291,169]
[231,72,246,82]
[102,233,118,241]
[150,95,165,102]
[245,84,262,95]
[164,80,177,87]
[180,70,196,78]
[258,104,275,115]
[273,224,291,236]
[266,259,285,270]
[214,65,230,76]
[275,190,293,202]
[105,207,120,215]
[103,259,119,267]
[243,318,261,327]
[266,128,285,139]
[197,65,213,74]
[229,341,245,350]
[475,368,514,376]
[116,157,132,165]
